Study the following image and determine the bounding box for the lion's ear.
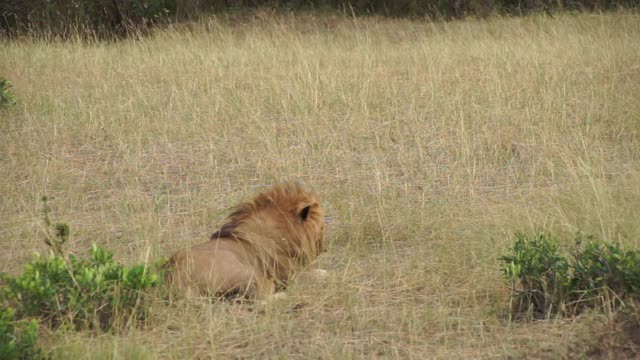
[299,205,312,221]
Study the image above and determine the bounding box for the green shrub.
[501,233,640,319]
[0,197,163,331]
[0,78,16,108]
[0,244,162,331]
[570,238,640,297]
[0,307,41,360]
[500,233,570,317]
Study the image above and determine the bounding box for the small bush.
[0,245,162,331]
[570,238,640,297]
[0,78,16,108]
[0,197,163,332]
[0,307,41,360]
[500,233,570,317]
[501,233,640,319]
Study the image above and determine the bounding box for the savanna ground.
[1,10,640,359]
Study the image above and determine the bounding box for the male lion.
[165,182,325,300]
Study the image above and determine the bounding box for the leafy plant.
[570,236,640,298]
[0,78,16,108]
[0,197,164,332]
[0,244,162,331]
[0,307,41,360]
[501,233,570,318]
[501,232,640,319]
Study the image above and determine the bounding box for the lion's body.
[165,182,325,299]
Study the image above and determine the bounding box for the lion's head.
[212,181,326,267]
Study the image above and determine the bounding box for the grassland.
[1,10,640,358]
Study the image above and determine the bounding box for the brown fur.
[164,182,325,299]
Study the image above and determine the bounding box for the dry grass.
[1,10,640,358]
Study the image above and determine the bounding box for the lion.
[164,182,326,300]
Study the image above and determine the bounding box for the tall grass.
[1,11,639,358]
